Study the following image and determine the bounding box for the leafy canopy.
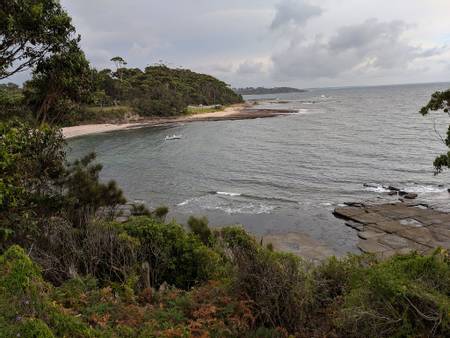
[0,0,76,79]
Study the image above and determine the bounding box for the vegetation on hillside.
[0,1,242,126]
[0,121,449,337]
[1,1,450,337]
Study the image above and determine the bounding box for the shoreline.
[62,104,296,139]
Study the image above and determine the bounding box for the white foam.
[216,191,241,197]
[213,203,275,215]
[363,183,447,194]
[403,185,447,193]
[364,183,390,193]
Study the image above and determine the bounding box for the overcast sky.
[9,0,450,88]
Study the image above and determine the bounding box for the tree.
[23,41,93,125]
[0,0,76,79]
[110,56,127,80]
[0,121,126,249]
[420,89,450,174]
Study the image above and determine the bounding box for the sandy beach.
[62,104,295,139]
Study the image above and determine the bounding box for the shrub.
[338,249,450,337]
[31,220,139,285]
[220,226,317,332]
[187,216,212,246]
[152,205,169,220]
[123,216,222,289]
[0,246,96,337]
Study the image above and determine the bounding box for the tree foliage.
[91,65,243,117]
[0,121,125,250]
[420,89,450,174]
[0,0,76,79]
[23,41,93,125]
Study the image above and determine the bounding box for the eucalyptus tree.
[420,89,450,174]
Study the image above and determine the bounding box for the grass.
[185,105,224,115]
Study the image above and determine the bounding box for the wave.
[210,190,298,204]
[212,203,275,215]
[363,183,447,194]
[215,191,241,197]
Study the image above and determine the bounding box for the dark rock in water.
[398,191,408,196]
[388,186,400,191]
[387,191,397,196]
[404,193,418,200]
[448,188,450,193]
[363,183,379,188]
[344,201,365,207]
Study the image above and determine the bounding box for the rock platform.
[334,201,450,258]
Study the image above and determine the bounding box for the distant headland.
[234,87,307,95]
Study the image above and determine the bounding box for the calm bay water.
[68,83,450,255]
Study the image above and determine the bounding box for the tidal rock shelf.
[334,202,450,258]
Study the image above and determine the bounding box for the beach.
[62,104,295,139]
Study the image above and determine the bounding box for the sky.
[7,0,450,88]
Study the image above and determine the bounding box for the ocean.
[68,82,450,255]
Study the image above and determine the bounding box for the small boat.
[164,134,182,141]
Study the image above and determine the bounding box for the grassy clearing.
[185,105,224,115]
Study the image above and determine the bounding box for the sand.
[62,104,295,139]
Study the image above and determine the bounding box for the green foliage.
[420,88,450,174]
[152,205,169,220]
[123,216,221,289]
[23,41,93,125]
[187,216,212,246]
[0,246,96,338]
[0,0,76,79]
[61,152,126,227]
[0,83,30,121]
[90,65,243,117]
[224,229,317,332]
[339,249,450,337]
[0,121,125,251]
[0,121,66,248]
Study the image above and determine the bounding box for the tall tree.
[420,89,450,174]
[110,56,127,80]
[0,0,76,79]
[23,41,93,125]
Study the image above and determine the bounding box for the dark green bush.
[123,216,221,289]
[152,205,169,220]
[187,215,212,246]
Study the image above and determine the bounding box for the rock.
[115,216,129,223]
[358,229,384,240]
[344,201,365,207]
[345,220,364,231]
[387,191,397,196]
[447,188,450,193]
[404,193,418,200]
[357,239,389,254]
[363,183,378,188]
[388,186,400,191]
[398,191,408,196]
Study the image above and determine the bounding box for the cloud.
[236,60,266,74]
[271,0,322,30]
[272,18,447,81]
